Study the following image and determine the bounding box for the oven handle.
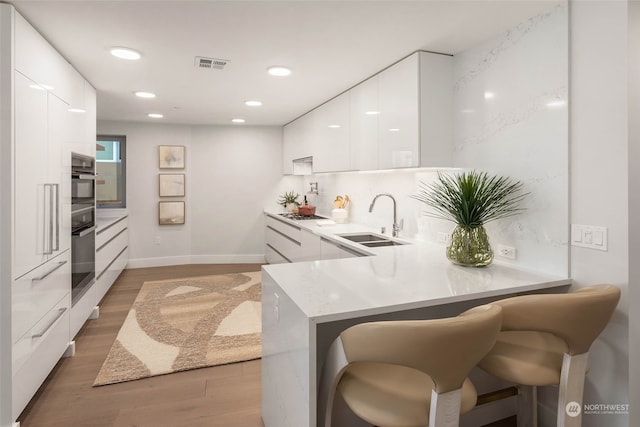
[72,174,96,180]
[72,225,97,237]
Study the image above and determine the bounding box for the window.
[96,135,126,208]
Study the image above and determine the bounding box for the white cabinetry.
[350,76,379,171]
[264,214,365,263]
[3,5,98,421]
[282,51,452,174]
[71,215,128,338]
[283,113,314,175]
[11,251,71,419]
[311,92,351,173]
[320,238,367,260]
[265,215,320,263]
[378,53,420,168]
[373,51,453,169]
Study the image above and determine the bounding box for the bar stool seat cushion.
[479,330,569,386]
[338,361,477,427]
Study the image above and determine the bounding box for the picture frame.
[159,201,185,225]
[159,174,185,197]
[159,145,185,169]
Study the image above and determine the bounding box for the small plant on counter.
[411,170,527,267]
[277,191,301,211]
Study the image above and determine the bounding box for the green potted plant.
[411,171,527,267]
[277,191,301,212]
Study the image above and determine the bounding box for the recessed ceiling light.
[245,100,263,107]
[134,91,156,99]
[110,47,141,60]
[267,66,292,77]
[148,113,164,118]
[388,128,400,132]
[328,124,341,129]
[232,118,246,123]
[484,91,495,99]
[365,111,380,115]
[68,108,86,113]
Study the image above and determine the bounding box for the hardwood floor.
[18,264,265,427]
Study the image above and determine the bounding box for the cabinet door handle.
[43,183,51,255]
[32,307,67,338]
[32,260,67,281]
[53,183,60,252]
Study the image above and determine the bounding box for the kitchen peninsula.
[261,211,572,427]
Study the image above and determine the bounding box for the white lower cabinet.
[265,214,366,263]
[70,215,128,339]
[12,250,71,419]
[320,238,366,260]
[265,216,321,263]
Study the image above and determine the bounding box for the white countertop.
[262,211,571,322]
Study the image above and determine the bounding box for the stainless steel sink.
[338,233,388,243]
[337,233,408,247]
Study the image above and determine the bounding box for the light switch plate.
[571,224,608,251]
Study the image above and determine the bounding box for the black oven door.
[71,224,96,302]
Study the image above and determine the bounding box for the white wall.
[97,121,299,267]
[538,1,630,426]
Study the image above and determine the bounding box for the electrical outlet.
[274,292,280,321]
[497,244,517,260]
[155,236,161,245]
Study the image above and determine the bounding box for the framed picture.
[159,174,185,197]
[159,201,185,225]
[159,145,185,169]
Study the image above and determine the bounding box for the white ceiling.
[10,1,558,126]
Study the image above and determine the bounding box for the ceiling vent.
[195,56,229,70]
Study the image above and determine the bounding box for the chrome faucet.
[369,193,401,237]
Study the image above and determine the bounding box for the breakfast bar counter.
[261,212,571,427]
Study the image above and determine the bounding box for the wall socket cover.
[497,244,517,259]
[571,224,608,251]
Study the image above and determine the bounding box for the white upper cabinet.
[282,51,452,174]
[14,13,75,105]
[13,72,50,278]
[378,53,420,169]
[419,52,453,167]
[283,112,314,174]
[349,76,378,171]
[312,92,351,173]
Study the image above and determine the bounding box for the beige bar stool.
[477,285,620,427]
[318,304,502,427]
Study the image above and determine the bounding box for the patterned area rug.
[94,271,262,386]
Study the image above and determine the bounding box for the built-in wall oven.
[71,153,96,304]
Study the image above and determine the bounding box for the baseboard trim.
[127,254,266,269]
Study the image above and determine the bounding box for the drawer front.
[265,226,301,261]
[96,226,128,277]
[95,247,128,304]
[13,294,70,419]
[96,216,128,249]
[12,250,71,343]
[320,239,366,260]
[265,244,290,264]
[265,215,301,243]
